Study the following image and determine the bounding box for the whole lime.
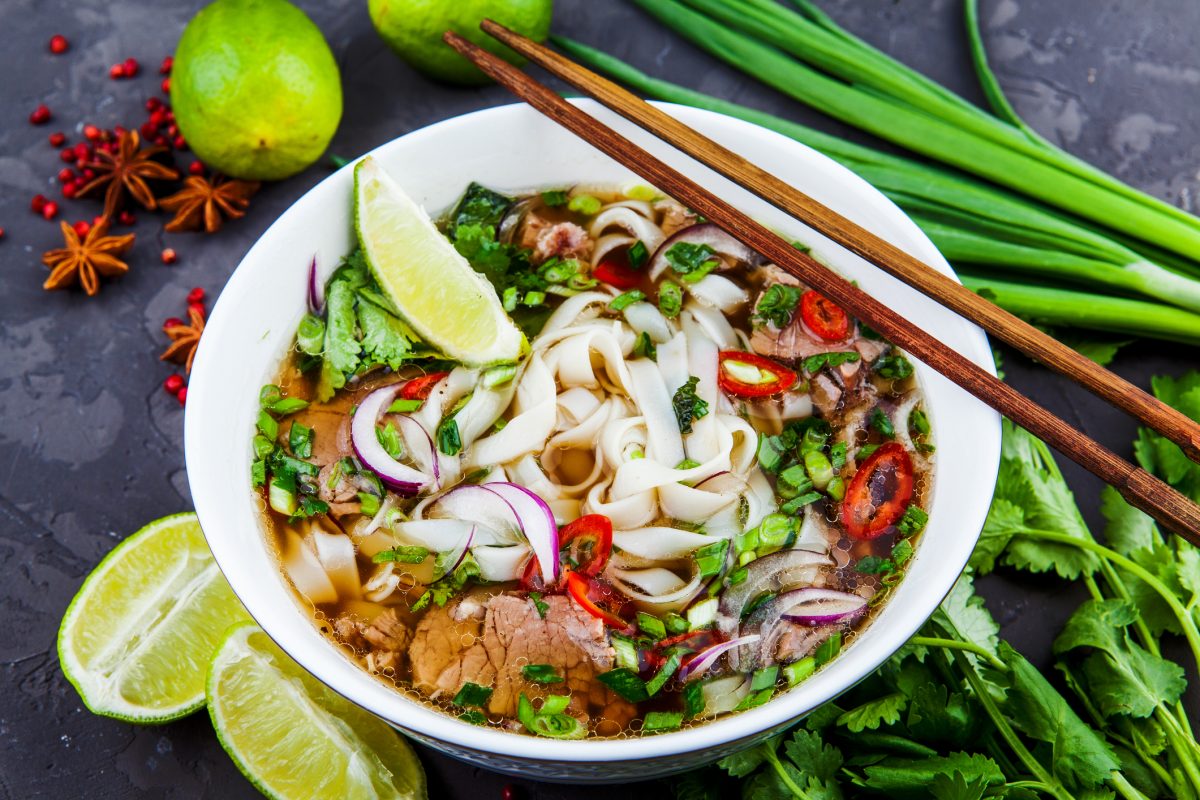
[171,0,343,181]
[368,0,552,86]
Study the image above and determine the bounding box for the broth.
[253,180,934,740]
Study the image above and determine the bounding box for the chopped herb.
[541,189,569,207]
[387,398,423,413]
[780,492,823,514]
[733,687,774,711]
[288,494,329,522]
[757,433,788,474]
[481,364,517,389]
[645,650,682,696]
[609,289,646,311]
[856,555,895,575]
[452,682,494,708]
[357,492,381,516]
[672,376,710,434]
[814,632,842,666]
[376,422,403,459]
[627,240,649,269]
[892,538,914,566]
[268,397,309,417]
[694,540,730,578]
[791,241,811,254]
[296,314,325,356]
[437,418,462,456]
[683,680,705,718]
[753,283,803,328]
[783,656,816,687]
[658,281,683,318]
[909,408,931,436]
[633,331,657,360]
[858,443,881,460]
[259,384,283,408]
[502,286,518,312]
[517,694,586,740]
[539,257,579,284]
[256,410,279,440]
[252,434,276,460]
[664,242,720,283]
[869,407,896,438]
[665,612,689,635]
[743,590,777,620]
[829,441,848,472]
[521,664,565,684]
[528,591,548,619]
[750,665,780,692]
[876,352,914,380]
[637,612,667,640]
[726,566,748,587]
[610,633,640,672]
[522,290,546,306]
[250,459,266,488]
[642,711,685,733]
[897,504,929,536]
[803,351,860,374]
[449,183,512,233]
[372,545,430,564]
[675,458,702,470]
[597,668,650,703]
[458,710,486,725]
[567,194,602,215]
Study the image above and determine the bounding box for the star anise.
[79,130,180,219]
[160,174,260,234]
[42,218,135,296]
[160,305,205,373]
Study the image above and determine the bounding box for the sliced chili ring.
[399,371,450,400]
[717,351,798,398]
[566,571,635,632]
[841,442,915,539]
[558,514,613,577]
[800,290,850,341]
[592,247,642,290]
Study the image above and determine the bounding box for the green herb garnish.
[672,376,710,434]
[521,664,565,684]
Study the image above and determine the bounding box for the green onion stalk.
[622,0,1200,267]
[551,36,1200,343]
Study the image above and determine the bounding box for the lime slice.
[208,623,427,800]
[354,156,523,366]
[57,512,249,722]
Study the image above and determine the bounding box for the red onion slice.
[679,634,761,682]
[780,588,868,627]
[648,222,759,281]
[307,256,324,314]
[350,384,429,496]
[397,415,440,488]
[715,548,834,639]
[442,525,476,576]
[420,482,559,585]
[481,482,560,586]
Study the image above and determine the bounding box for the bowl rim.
[186,99,1000,763]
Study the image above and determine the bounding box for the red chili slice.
[592,248,642,290]
[717,351,798,398]
[566,571,635,632]
[399,371,449,400]
[800,290,850,341]
[841,442,915,539]
[559,514,613,577]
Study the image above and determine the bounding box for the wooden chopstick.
[442,30,1200,543]
[480,19,1200,468]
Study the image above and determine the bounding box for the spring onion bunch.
[552,34,1200,345]
[620,0,1200,268]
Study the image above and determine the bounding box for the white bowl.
[186,100,1000,783]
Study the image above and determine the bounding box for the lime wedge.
[57,512,249,722]
[208,623,427,800]
[354,156,523,366]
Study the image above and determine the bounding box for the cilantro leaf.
[929,771,989,800]
[858,753,1003,796]
[664,242,720,283]
[781,729,843,784]
[997,642,1120,790]
[317,276,362,400]
[356,298,413,370]
[931,573,999,661]
[1053,599,1186,718]
[905,682,977,745]
[672,376,710,434]
[835,692,907,732]
[449,182,512,233]
[717,735,778,777]
[753,283,802,328]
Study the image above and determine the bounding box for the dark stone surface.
[1,0,1197,798]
